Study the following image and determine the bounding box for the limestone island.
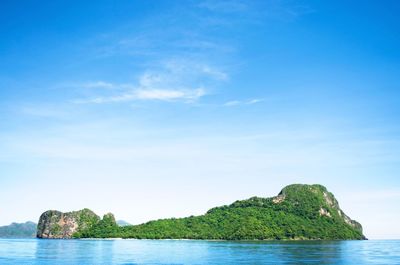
[36,184,366,240]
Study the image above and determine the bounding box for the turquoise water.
[0,239,399,264]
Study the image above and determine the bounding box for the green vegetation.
[49,223,61,235]
[75,208,102,231]
[76,184,365,240]
[75,213,119,238]
[0,221,37,238]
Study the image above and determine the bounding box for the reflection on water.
[0,239,399,264]
[35,239,114,264]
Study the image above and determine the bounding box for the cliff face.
[277,184,364,234]
[36,208,100,238]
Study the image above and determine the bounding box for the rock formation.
[36,208,100,238]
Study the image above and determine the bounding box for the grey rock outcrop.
[36,208,100,238]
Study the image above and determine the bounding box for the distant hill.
[36,184,366,240]
[0,221,37,238]
[117,220,131,227]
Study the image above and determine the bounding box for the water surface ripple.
[0,239,399,264]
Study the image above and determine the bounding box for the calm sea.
[0,239,399,264]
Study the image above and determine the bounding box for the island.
[0,221,37,238]
[36,184,366,240]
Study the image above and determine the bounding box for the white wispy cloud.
[201,65,228,80]
[135,88,205,101]
[72,59,223,104]
[82,81,115,89]
[223,98,264,107]
[71,1,309,106]
[75,88,206,104]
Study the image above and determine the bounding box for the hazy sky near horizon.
[1,0,399,239]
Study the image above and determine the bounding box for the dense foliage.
[77,184,365,240]
[75,213,119,238]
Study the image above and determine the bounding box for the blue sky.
[0,0,399,239]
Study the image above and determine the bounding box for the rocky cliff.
[36,208,100,238]
[277,184,364,233]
